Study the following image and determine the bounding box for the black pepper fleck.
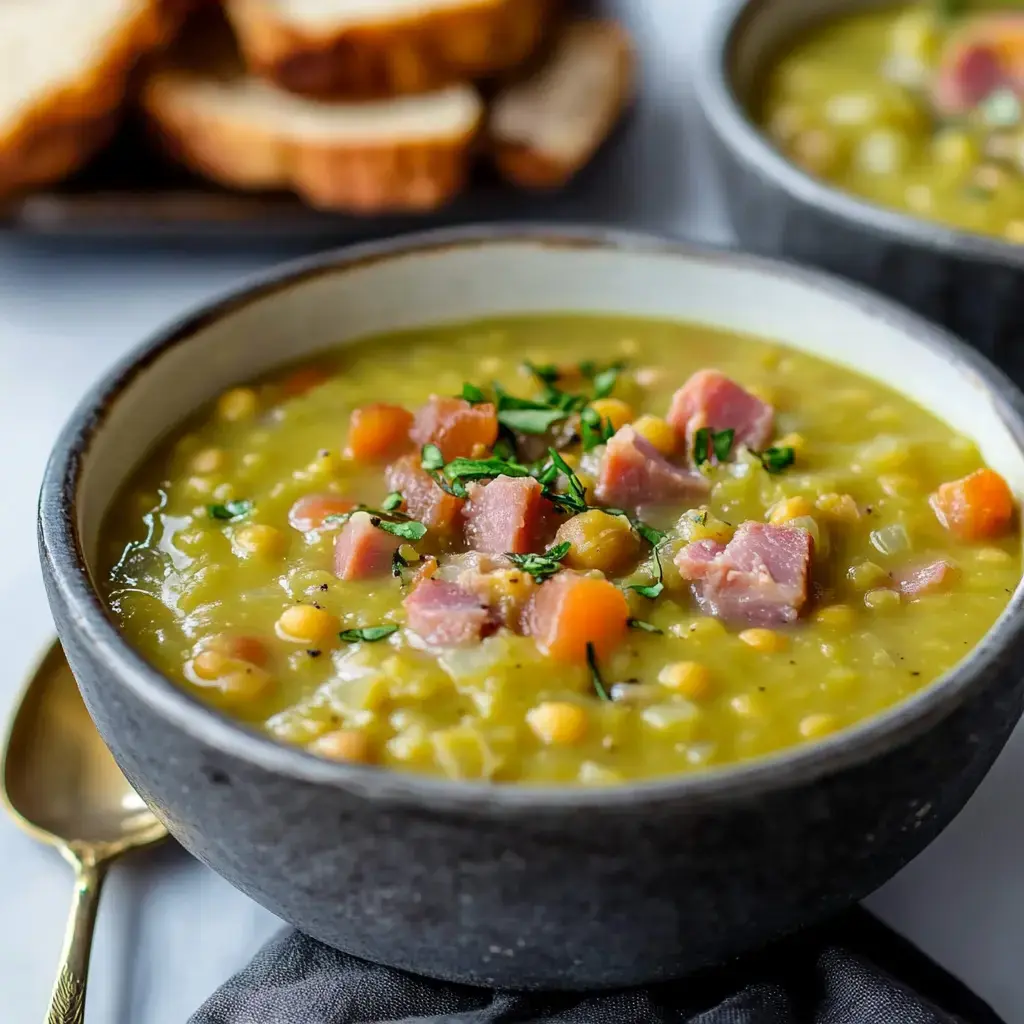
[319,583,329,592]
[910,671,921,676]
[312,602,322,610]
[319,449,330,458]
[307,649,322,658]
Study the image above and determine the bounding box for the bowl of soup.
[39,226,1024,988]
[695,0,1024,383]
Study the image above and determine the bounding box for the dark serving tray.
[0,115,634,243]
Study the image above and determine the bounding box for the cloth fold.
[190,908,1004,1024]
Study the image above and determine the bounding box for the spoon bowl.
[2,640,167,1022]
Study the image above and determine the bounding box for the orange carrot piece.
[929,468,1015,541]
[409,397,499,461]
[288,494,356,532]
[345,404,414,462]
[525,573,629,663]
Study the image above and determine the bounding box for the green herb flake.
[445,456,532,484]
[421,444,445,472]
[497,407,569,435]
[693,427,735,467]
[756,446,796,475]
[523,361,559,386]
[371,517,427,542]
[546,448,589,514]
[338,624,399,643]
[207,499,253,521]
[507,541,571,583]
[461,382,487,404]
[382,491,403,512]
[592,365,621,399]
[627,618,663,634]
[624,546,665,600]
[586,642,611,702]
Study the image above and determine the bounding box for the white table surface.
[2,2,1024,1021]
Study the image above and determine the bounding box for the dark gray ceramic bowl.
[38,225,1024,989]
[695,0,1024,382]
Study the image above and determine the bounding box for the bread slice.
[489,19,634,190]
[224,0,552,99]
[0,0,172,197]
[142,26,484,213]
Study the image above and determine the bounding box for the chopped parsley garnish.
[580,406,615,452]
[693,427,735,467]
[461,382,487,404]
[498,407,570,435]
[934,0,965,21]
[421,444,445,472]
[381,491,403,512]
[591,364,623,399]
[628,618,663,634]
[632,521,667,548]
[338,625,399,643]
[524,361,559,387]
[586,642,611,702]
[207,499,253,521]
[371,516,427,542]
[444,455,532,490]
[756,446,796,475]
[545,448,589,514]
[624,546,665,600]
[507,541,571,583]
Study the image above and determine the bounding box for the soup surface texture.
[760,2,1024,241]
[102,316,1020,784]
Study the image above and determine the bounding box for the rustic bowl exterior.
[695,0,1024,384]
[37,227,1024,989]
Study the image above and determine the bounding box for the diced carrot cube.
[409,396,499,461]
[929,468,1015,541]
[288,494,356,532]
[525,573,629,663]
[345,404,414,462]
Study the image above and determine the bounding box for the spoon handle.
[45,858,107,1024]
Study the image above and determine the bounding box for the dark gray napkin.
[190,908,1004,1024]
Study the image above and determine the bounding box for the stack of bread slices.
[0,0,635,214]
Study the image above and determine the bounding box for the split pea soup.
[761,2,1024,241]
[101,315,1021,785]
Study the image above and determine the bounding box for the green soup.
[101,315,1020,784]
[760,2,1024,241]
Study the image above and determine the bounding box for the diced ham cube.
[404,578,497,647]
[932,16,1024,115]
[674,521,813,626]
[386,454,464,533]
[893,560,958,597]
[667,370,775,457]
[334,511,402,580]
[410,396,499,461]
[464,475,555,554]
[595,425,709,514]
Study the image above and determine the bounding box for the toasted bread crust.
[143,74,483,213]
[226,0,552,99]
[0,2,172,196]
[491,19,634,190]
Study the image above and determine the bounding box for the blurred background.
[3,1,1024,1022]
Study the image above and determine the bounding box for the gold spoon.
[1,641,169,1023]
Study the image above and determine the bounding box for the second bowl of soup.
[39,228,1024,987]
[697,0,1024,381]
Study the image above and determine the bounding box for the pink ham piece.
[409,396,499,461]
[386,454,465,533]
[932,16,1024,116]
[404,578,497,647]
[675,521,814,627]
[595,425,709,514]
[464,475,555,554]
[334,511,402,580]
[893,560,959,597]
[667,370,774,456]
